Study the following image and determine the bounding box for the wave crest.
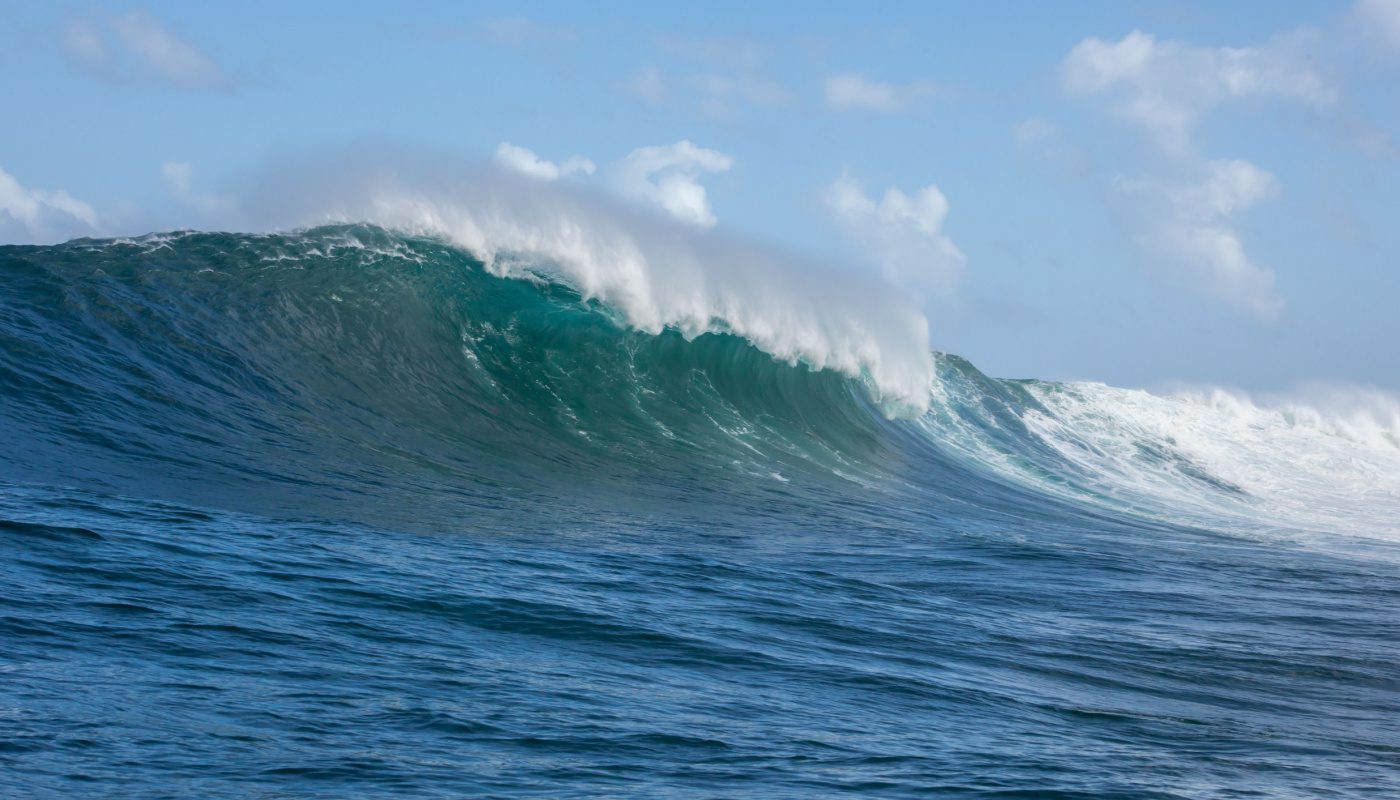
[245,156,936,412]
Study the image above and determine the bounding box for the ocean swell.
[1,224,1396,545]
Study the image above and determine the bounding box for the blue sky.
[2,0,1398,391]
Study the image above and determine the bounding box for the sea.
[2,222,1398,798]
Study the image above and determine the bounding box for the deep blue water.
[2,228,1397,798]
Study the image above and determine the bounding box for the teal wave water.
[2,226,1399,798]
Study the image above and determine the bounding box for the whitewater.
[2,184,1399,797]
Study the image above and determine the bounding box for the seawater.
[2,227,1397,798]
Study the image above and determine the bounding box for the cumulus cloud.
[824,173,965,298]
[609,141,733,227]
[63,11,231,91]
[1061,29,1334,152]
[1121,160,1283,317]
[493,143,596,181]
[823,73,943,113]
[0,167,100,244]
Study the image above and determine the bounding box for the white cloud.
[610,141,733,227]
[63,11,230,91]
[823,73,942,113]
[1353,0,1400,49]
[493,143,596,181]
[1061,30,1334,152]
[1059,28,1321,317]
[1121,160,1283,318]
[0,167,99,244]
[824,173,965,297]
[1171,158,1276,217]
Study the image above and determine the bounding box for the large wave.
[1,224,1396,544]
[240,156,936,412]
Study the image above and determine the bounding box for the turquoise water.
[2,227,1397,798]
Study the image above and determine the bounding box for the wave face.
[3,226,1399,798]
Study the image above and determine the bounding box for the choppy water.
[2,227,1398,798]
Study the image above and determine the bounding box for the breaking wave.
[1,224,1395,543]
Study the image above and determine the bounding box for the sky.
[1,0,1398,392]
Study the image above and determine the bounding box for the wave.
[1,224,1396,544]
[242,156,935,412]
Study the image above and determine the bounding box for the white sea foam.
[243,154,936,412]
[918,354,1400,543]
[1023,381,1400,541]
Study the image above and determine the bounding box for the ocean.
[2,225,1398,798]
